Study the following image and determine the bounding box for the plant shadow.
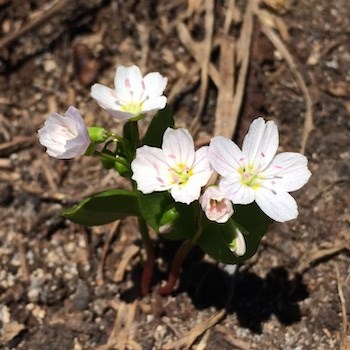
[178,254,309,334]
[121,241,308,334]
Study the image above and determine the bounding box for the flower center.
[209,199,227,214]
[170,163,193,185]
[239,164,261,189]
[121,101,143,115]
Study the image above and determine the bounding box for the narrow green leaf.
[61,189,140,226]
[142,106,174,147]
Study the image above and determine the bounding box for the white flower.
[199,185,234,223]
[208,117,312,222]
[38,106,90,159]
[131,128,213,204]
[91,65,168,121]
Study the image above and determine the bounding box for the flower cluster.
[38,64,311,261]
[131,118,311,224]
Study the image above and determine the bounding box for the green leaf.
[160,202,197,241]
[137,190,197,240]
[61,189,140,226]
[142,106,174,147]
[137,191,173,230]
[198,203,272,264]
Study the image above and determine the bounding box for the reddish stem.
[141,250,155,296]
[158,240,194,296]
[138,217,154,296]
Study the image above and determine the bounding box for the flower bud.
[199,186,234,223]
[227,226,246,257]
[88,126,108,143]
[159,207,180,234]
[38,106,90,159]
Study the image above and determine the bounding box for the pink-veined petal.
[141,96,167,113]
[91,84,135,120]
[114,65,144,102]
[143,72,168,98]
[162,128,195,168]
[262,152,311,192]
[208,136,244,176]
[65,106,90,146]
[192,146,214,186]
[255,187,298,222]
[242,118,278,169]
[199,186,234,223]
[219,175,255,204]
[38,107,90,159]
[131,146,172,193]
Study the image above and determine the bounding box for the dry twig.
[335,263,349,350]
[255,8,314,154]
[113,244,140,283]
[96,221,121,286]
[296,244,349,274]
[215,325,251,350]
[0,0,68,50]
[163,309,226,350]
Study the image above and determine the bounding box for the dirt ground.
[0,0,349,349]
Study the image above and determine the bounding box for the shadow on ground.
[122,240,309,334]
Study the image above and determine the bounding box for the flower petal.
[208,136,243,176]
[262,152,312,192]
[162,128,195,168]
[91,84,135,120]
[114,65,144,102]
[234,228,247,256]
[170,182,201,204]
[242,118,278,169]
[65,106,90,146]
[219,175,255,204]
[143,72,168,98]
[131,146,172,194]
[192,146,214,186]
[142,96,167,113]
[255,187,298,222]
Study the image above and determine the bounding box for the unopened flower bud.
[38,106,90,159]
[227,226,246,257]
[159,207,180,234]
[199,186,234,223]
[88,126,108,143]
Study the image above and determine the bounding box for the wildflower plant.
[38,64,311,295]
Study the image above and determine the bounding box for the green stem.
[106,131,123,143]
[94,150,129,168]
[127,121,154,295]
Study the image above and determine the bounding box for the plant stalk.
[159,210,204,295]
[158,239,194,295]
[128,121,155,295]
[138,217,154,296]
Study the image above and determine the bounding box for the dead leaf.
[0,321,25,344]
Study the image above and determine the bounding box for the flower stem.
[127,121,154,295]
[159,208,204,296]
[158,239,194,296]
[137,217,154,296]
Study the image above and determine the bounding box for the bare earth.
[0,1,349,349]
